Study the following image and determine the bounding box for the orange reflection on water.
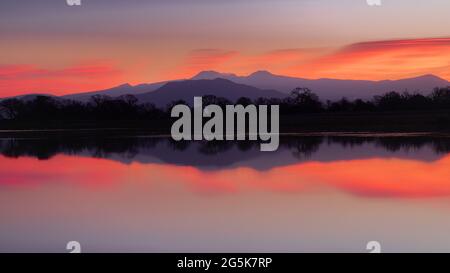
[0,154,450,198]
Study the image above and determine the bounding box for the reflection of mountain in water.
[0,135,449,170]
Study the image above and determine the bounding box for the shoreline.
[0,129,449,139]
[0,110,449,137]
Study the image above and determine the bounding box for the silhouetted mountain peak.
[414,74,447,81]
[192,71,237,80]
[163,78,234,88]
[380,74,446,83]
[117,83,132,88]
[135,78,285,106]
[13,70,449,104]
[248,70,275,78]
[0,93,59,102]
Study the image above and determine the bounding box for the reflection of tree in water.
[373,137,450,154]
[0,135,449,162]
[433,140,450,154]
[375,137,428,153]
[326,136,450,155]
[284,136,324,159]
[237,141,257,152]
[167,138,190,152]
[0,139,63,160]
[0,136,162,160]
[197,141,234,155]
[327,136,368,148]
[84,137,161,160]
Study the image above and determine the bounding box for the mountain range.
[4,71,450,106]
[63,81,168,102]
[192,71,450,101]
[134,78,285,106]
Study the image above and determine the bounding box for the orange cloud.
[164,47,326,79]
[169,49,238,79]
[1,154,450,199]
[223,48,327,75]
[165,38,450,82]
[2,37,450,97]
[289,37,450,80]
[0,61,123,97]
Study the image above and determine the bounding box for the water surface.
[1,134,450,252]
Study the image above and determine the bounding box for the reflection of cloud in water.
[1,152,450,199]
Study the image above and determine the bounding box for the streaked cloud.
[2,154,450,199]
[0,61,123,96]
[289,37,450,80]
[169,49,238,79]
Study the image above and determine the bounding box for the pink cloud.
[289,37,450,80]
[1,154,450,199]
[0,61,123,97]
[168,49,238,79]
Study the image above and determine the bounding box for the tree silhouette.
[0,86,449,126]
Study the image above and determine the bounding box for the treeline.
[266,87,450,114]
[0,94,165,121]
[0,87,449,121]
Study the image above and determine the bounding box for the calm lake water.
[1,133,450,252]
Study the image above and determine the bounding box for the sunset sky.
[1,0,450,96]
